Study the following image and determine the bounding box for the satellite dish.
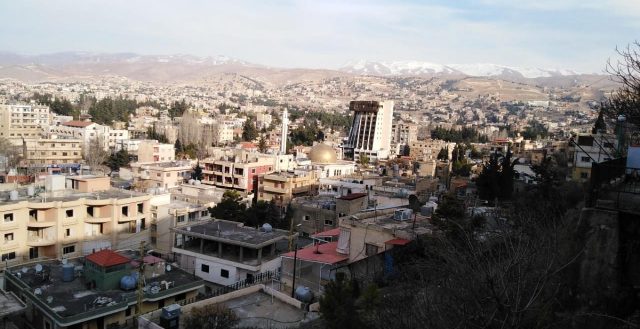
[21,267,28,273]
[35,264,43,273]
[34,288,42,295]
[186,227,191,231]
[61,258,68,265]
[165,265,172,272]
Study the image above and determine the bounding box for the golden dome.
[308,143,338,164]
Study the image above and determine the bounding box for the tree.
[241,118,259,141]
[175,139,183,154]
[209,190,246,222]
[106,149,130,173]
[0,137,22,171]
[358,154,370,167]
[437,147,449,160]
[320,273,365,329]
[257,135,268,153]
[475,150,518,202]
[191,162,203,181]
[592,108,607,134]
[83,137,109,175]
[168,99,189,119]
[602,41,640,126]
[146,125,169,144]
[245,200,280,228]
[182,304,238,329]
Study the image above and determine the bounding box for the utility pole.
[135,241,145,324]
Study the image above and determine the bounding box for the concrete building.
[342,100,394,161]
[570,133,618,181]
[4,250,203,329]
[257,169,318,205]
[48,120,110,151]
[129,161,192,191]
[137,140,175,163]
[0,103,50,144]
[201,152,276,193]
[172,220,291,286]
[22,138,83,166]
[107,129,130,150]
[0,176,152,272]
[303,143,356,178]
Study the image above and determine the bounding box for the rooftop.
[173,220,290,248]
[5,255,203,326]
[0,188,149,206]
[337,192,367,201]
[62,120,94,128]
[86,249,130,267]
[281,241,349,265]
[0,289,26,318]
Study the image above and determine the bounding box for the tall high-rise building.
[280,108,289,154]
[342,100,394,161]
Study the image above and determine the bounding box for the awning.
[385,238,411,246]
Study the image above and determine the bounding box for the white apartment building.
[342,100,394,161]
[48,120,110,151]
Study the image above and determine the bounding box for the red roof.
[385,238,411,246]
[62,120,94,128]
[311,228,341,238]
[281,241,348,264]
[337,193,367,201]
[86,250,130,267]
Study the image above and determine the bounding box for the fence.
[198,269,280,300]
[588,157,640,209]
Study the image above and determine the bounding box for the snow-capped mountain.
[340,60,579,78]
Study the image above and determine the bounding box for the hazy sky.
[1,0,638,72]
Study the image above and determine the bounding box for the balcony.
[263,185,286,194]
[27,220,56,228]
[27,236,56,246]
[85,216,111,224]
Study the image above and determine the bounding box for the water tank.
[62,264,75,282]
[294,286,314,303]
[262,223,273,232]
[9,190,18,201]
[120,275,137,290]
[188,179,195,185]
[421,202,438,216]
[27,186,35,197]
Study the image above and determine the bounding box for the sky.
[0,0,638,73]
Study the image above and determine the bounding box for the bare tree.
[83,136,109,175]
[178,111,202,146]
[0,137,23,172]
[603,41,640,126]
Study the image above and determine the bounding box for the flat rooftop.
[0,289,26,318]
[0,188,148,206]
[226,292,308,328]
[6,253,203,324]
[173,220,290,247]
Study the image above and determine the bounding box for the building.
[0,103,50,144]
[304,143,356,178]
[4,249,203,329]
[107,129,130,150]
[172,220,290,286]
[201,152,276,193]
[342,100,394,161]
[393,122,418,152]
[22,138,83,166]
[136,140,175,163]
[48,120,110,151]
[129,161,192,191]
[570,133,618,181]
[257,169,318,205]
[0,175,152,272]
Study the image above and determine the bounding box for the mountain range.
[0,51,601,84]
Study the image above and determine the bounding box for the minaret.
[280,108,289,154]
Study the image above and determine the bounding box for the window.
[166,173,170,177]
[63,245,75,254]
[581,156,591,162]
[2,252,16,261]
[65,228,71,237]
[62,152,67,156]
[122,206,129,217]
[365,243,379,256]
[324,219,334,226]
[66,209,74,218]
[29,247,38,259]
[87,206,94,217]
[177,215,185,223]
[137,203,144,214]
[4,233,14,242]
[4,213,13,222]
[201,264,210,273]
[580,172,589,179]
[303,215,310,221]
[220,269,229,278]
